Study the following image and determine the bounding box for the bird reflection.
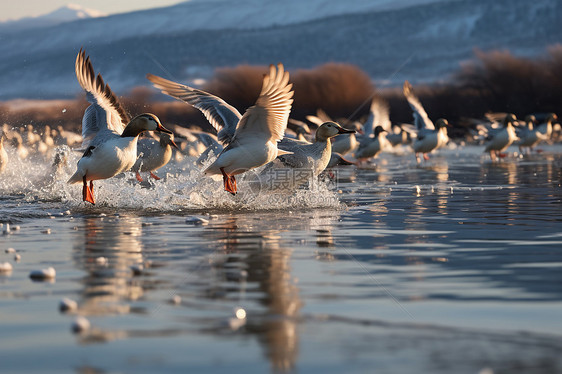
[204,214,308,372]
[72,216,145,316]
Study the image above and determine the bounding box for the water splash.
[0,146,343,214]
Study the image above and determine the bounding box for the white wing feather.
[403,81,434,131]
[147,73,242,145]
[75,48,130,148]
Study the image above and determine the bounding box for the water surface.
[1,145,561,373]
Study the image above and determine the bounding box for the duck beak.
[157,123,173,134]
[338,127,356,134]
[170,139,180,150]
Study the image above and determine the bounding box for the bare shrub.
[203,63,375,122]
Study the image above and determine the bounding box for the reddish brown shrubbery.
[203,63,375,121]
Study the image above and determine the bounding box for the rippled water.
[1,145,561,373]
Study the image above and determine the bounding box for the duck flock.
[0,49,560,206]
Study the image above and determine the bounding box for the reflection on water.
[1,147,562,373]
[202,214,337,371]
[74,216,145,316]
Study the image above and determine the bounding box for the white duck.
[0,134,8,174]
[68,49,172,204]
[132,133,179,182]
[148,63,294,195]
[516,115,545,154]
[11,133,29,160]
[403,81,449,163]
[274,122,355,176]
[287,118,311,142]
[307,109,360,155]
[536,113,557,140]
[355,125,389,161]
[483,113,518,161]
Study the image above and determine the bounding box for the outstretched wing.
[232,63,294,144]
[147,74,241,145]
[363,97,391,136]
[403,81,434,131]
[75,48,130,147]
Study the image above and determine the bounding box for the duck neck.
[121,122,145,138]
[315,137,331,155]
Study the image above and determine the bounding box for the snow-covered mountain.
[0,4,106,34]
[0,0,560,99]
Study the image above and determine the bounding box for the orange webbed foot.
[150,172,161,180]
[220,168,237,195]
[82,177,95,205]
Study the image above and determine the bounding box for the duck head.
[524,115,536,129]
[503,113,517,127]
[435,118,450,129]
[373,125,387,137]
[159,132,180,150]
[121,113,172,138]
[546,113,558,124]
[316,122,356,141]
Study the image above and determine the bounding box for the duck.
[259,122,355,190]
[326,152,356,169]
[355,125,389,161]
[0,134,8,174]
[23,124,40,146]
[306,109,361,155]
[536,113,557,140]
[516,115,546,154]
[287,118,311,142]
[361,98,391,137]
[56,125,83,147]
[67,49,172,205]
[275,122,355,175]
[10,133,29,160]
[359,97,408,148]
[483,113,518,161]
[132,132,179,182]
[148,63,294,195]
[403,81,449,163]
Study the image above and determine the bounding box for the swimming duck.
[23,124,40,147]
[10,133,29,160]
[355,125,389,161]
[56,125,83,147]
[326,152,356,169]
[516,115,546,154]
[0,134,8,174]
[536,113,557,140]
[132,132,179,182]
[67,49,172,205]
[287,118,311,142]
[148,63,294,195]
[484,113,518,161]
[403,81,449,163]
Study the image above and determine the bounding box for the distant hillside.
[0,4,106,34]
[0,0,560,99]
